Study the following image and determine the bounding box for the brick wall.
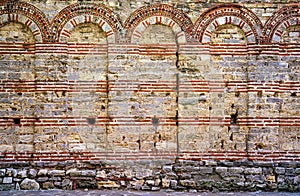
[0,0,299,192]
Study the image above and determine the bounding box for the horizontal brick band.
[0,43,300,55]
[1,80,299,93]
[1,116,299,127]
[0,151,299,162]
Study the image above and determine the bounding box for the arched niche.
[124,4,193,43]
[67,22,107,44]
[139,24,176,44]
[280,25,300,43]
[263,5,300,43]
[0,22,36,152]
[0,21,35,43]
[137,23,178,152]
[194,4,263,44]
[67,22,108,81]
[53,3,121,43]
[66,22,108,152]
[211,24,247,44]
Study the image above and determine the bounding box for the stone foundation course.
[0,159,299,192]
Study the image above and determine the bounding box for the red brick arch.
[263,5,300,43]
[194,4,263,44]
[51,3,123,43]
[124,4,194,43]
[0,1,50,42]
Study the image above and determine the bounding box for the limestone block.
[18,135,34,144]
[15,144,34,152]
[20,178,40,190]
[2,177,13,184]
[0,145,14,152]
[17,170,27,178]
[48,170,65,177]
[244,168,262,175]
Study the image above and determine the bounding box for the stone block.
[228,167,244,174]
[28,169,37,178]
[0,145,14,152]
[17,170,27,178]
[161,178,170,188]
[20,178,40,190]
[2,177,13,184]
[179,180,196,187]
[37,169,48,176]
[6,168,17,177]
[37,177,49,182]
[199,167,213,174]
[244,168,262,174]
[215,167,227,174]
[275,167,286,175]
[130,179,144,190]
[48,170,65,177]
[42,182,55,190]
[266,175,276,182]
[0,169,6,177]
[162,165,172,173]
[0,184,15,191]
[81,170,96,177]
[15,144,34,152]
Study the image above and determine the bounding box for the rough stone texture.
[0,160,297,192]
[20,178,40,190]
[0,0,299,192]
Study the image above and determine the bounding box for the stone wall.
[0,0,299,192]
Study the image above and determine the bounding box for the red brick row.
[0,151,299,162]
[1,116,299,127]
[0,43,300,55]
[1,80,298,93]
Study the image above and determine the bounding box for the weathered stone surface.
[38,169,48,176]
[162,165,173,173]
[0,184,15,191]
[20,178,40,190]
[42,182,55,190]
[179,180,196,187]
[275,167,286,175]
[2,177,13,184]
[81,170,96,177]
[28,169,37,179]
[6,168,17,177]
[37,177,49,182]
[228,167,244,174]
[17,170,27,178]
[0,169,6,177]
[244,168,262,175]
[48,170,65,177]
[98,181,120,188]
[130,179,144,190]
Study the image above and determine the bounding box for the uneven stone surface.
[0,160,298,191]
[0,190,299,196]
[20,178,40,190]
